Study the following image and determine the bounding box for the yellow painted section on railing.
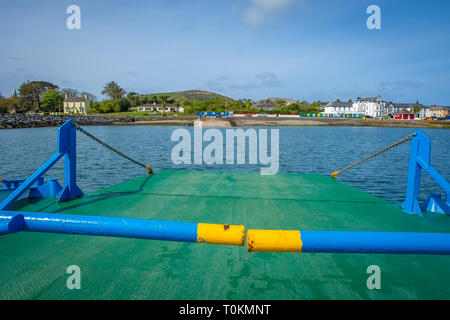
[247,229,302,252]
[197,223,245,246]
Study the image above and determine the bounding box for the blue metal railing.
[402,130,450,215]
[0,119,82,211]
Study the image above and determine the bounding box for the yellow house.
[63,95,90,114]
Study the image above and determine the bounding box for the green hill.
[141,90,234,102]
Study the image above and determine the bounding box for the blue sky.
[1,0,450,104]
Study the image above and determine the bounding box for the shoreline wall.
[0,113,448,129]
[0,114,134,129]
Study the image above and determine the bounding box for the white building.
[353,97,387,118]
[323,100,355,114]
[324,96,428,119]
[137,103,184,113]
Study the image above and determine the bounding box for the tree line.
[179,98,323,114]
[0,80,324,114]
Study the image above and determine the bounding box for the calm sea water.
[0,125,449,204]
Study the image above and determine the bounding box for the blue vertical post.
[57,119,83,202]
[401,131,429,216]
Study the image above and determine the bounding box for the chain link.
[72,123,153,174]
[332,133,416,178]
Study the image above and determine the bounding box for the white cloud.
[245,6,265,25]
[252,0,296,11]
[243,0,297,25]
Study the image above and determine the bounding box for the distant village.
[133,96,450,120]
[321,96,449,120]
[254,96,449,120]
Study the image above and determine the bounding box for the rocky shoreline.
[1,113,448,129]
[0,114,135,129]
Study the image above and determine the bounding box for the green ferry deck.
[1,170,450,300]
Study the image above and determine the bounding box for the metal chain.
[331,133,416,178]
[72,123,153,174]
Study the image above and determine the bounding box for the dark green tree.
[41,89,64,112]
[126,92,139,107]
[19,81,59,112]
[117,98,131,112]
[0,95,7,113]
[412,104,421,114]
[0,94,25,114]
[158,95,175,113]
[150,95,159,104]
[101,81,126,99]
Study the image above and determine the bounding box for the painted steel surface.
[197,223,245,246]
[246,229,450,254]
[300,231,450,254]
[247,230,302,252]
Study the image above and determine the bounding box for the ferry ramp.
[1,170,449,299]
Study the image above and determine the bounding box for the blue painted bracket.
[402,130,450,216]
[0,119,83,211]
[29,178,63,198]
[0,179,25,191]
[1,176,63,198]
[421,193,450,215]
